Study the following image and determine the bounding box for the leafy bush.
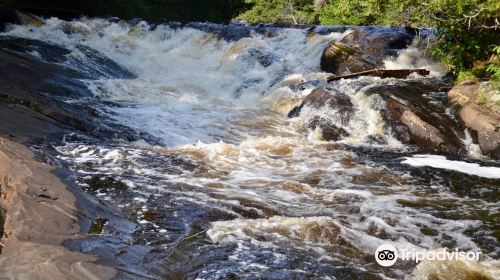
[237,0,318,24]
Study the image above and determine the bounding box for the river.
[2,17,499,279]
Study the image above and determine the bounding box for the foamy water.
[403,155,500,179]
[3,17,499,279]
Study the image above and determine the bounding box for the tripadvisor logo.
[375,244,398,267]
[374,244,482,267]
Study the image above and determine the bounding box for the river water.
[2,18,499,279]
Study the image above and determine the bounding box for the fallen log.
[327,69,430,82]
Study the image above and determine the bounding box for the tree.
[237,0,318,24]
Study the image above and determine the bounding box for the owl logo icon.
[375,244,398,267]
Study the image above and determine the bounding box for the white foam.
[2,18,343,147]
[402,155,500,179]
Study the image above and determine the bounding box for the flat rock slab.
[0,138,116,280]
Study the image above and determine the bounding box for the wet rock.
[340,27,415,56]
[401,110,456,153]
[15,11,44,27]
[320,27,416,75]
[459,104,500,159]
[309,116,349,141]
[287,102,303,118]
[0,9,44,31]
[186,22,279,41]
[364,79,465,154]
[248,47,276,67]
[320,42,384,75]
[0,36,143,143]
[73,44,136,79]
[0,139,117,279]
[302,88,354,121]
[290,87,354,141]
[448,83,500,159]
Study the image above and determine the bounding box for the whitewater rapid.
[2,17,499,279]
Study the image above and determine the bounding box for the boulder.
[302,88,354,121]
[459,104,500,159]
[340,27,415,57]
[320,42,384,75]
[320,27,416,75]
[309,116,349,141]
[447,83,500,159]
[289,87,354,141]
[15,11,44,27]
[400,110,456,153]
[364,79,465,154]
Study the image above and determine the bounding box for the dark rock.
[248,47,277,67]
[320,42,384,75]
[304,88,354,124]
[309,116,349,141]
[186,22,280,41]
[340,27,414,56]
[290,87,354,141]
[287,103,303,118]
[364,79,466,154]
[365,134,387,145]
[289,87,354,119]
[0,36,143,143]
[72,44,135,79]
[320,27,416,75]
[401,110,457,153]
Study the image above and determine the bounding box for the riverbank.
[0,12,498,279]
[0,14,129,278]
[0,137,116,279]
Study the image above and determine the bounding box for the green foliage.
[319,0,379,25]
[485,45,500,79]
[475,91,487,105]
[429,0,499,79]
[456,70,477,83]
[238,0,318,24]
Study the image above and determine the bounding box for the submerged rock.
[309,116,349,141]
[290,87,354,141]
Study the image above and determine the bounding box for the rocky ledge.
[448,81,500,159]
[292,27,500,159]
[0,13,138,279]
[0,138,116,279]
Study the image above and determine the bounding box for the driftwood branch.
[327,69,430,82]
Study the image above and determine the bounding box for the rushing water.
[2,18,499,279]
